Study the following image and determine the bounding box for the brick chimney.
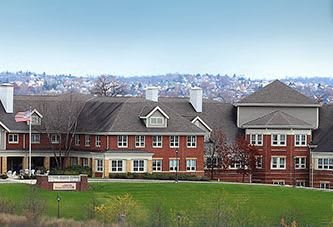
[190,87,202,112]
[0,83,14,113]
[145,87,159,102]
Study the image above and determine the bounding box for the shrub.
[0,199,17,214]
[0,174,8,179]
[109,172,209,181]
[50,165,92,177]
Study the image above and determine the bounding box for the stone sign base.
[36,175,88,191]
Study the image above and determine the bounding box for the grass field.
[0,182,332,225]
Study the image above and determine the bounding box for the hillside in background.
[1,71,333,103]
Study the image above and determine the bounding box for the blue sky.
[0,0,332,78]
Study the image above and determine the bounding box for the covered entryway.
[7,157,23,172]
[32,157,44,170]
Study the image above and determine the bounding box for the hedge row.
[109,172,209,181]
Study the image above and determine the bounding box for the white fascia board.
[235,103,321,107]
[145,106,170,119]
[311,152,333,158]
[0,121,11,132]
[31,109,43,118]
[246,129,312,135]
[191,116,212,132]
[242,125,313,129]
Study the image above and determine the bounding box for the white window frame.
[135,135,145,148]
[250,134,263,146]
[229,162,241,169]
[82,158,89,167]
[271,156,286,170]
[117,135,128,148]
[169,159,179,172]
[95,135,101,147]
[152,135,163,148]
[8,134,19,144]
[186,159,196,172]
[296,180,306,187]
[271,134,286,146]
[320,181,330,189]
[272,180,285,185]
[187,136,197,148]
[95,159,104,172]
[70,157,78,166]
[255,155,263,169]
[170,135,179,148]
[132,160,145,172]
[31,133,40,144]
[295,134,307,147]
[150,117,164,126]
[84,135,90,147]
[75,135,80,146]
[294,157,306,169]
[51,134,60,144]
[31,114,41,125]
[152,159,162,172]
[110,160,124,172]
[317,158,333,170]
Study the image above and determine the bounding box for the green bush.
[0,174,8,179]
[50,165,92,177]
[109,172,209,181]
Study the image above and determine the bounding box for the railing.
[48,175,81,182]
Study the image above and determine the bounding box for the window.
[186,159,196,171]
[271,134,286,146]
[85,135,90,147]
[51,134,60,144]
[111,160,123,172]
[206,157,218,168]
[75,135,80,146]
[133,160,145,172]
[295,134,307,146]
[150,117,164,126]
[95,135,101,147]
[294,157,306,169]
[296,180,306,187]
[187,136,197,148]
[229,162,241,169]
[152,136,163,148]
[250,134,263,146]
[256,156,263,169]
[31,134,40,144]
[70,157,78,166]
[169,159,179,171]
[271,157,286,169]
[117,135,128,148]
[272,180,285,185]
[152,159,162,172]
[135,135,145,148]
[31,114,41,125]
[317,158,333,170]
[170,136,179,148]
[95,159,104,172]
[8,134,18,144]
[82,158,89,167]
[320,182,330,189]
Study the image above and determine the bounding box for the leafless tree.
[205,129,232,180]
[39,93,88,168]
[91,75,125,96]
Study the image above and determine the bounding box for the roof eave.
[235,103,321,107]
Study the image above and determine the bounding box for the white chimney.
[145,87,159,102]
[0,83,14,113]
[190,87,202,112]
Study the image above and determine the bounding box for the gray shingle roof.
[312,104,333,152]
[242,110,312,129]
[237,80,319,106]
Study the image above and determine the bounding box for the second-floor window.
[187,136,196,148]
[170,136,179,148]
[271,157,286,169]
[75,135,80,146]
[271,134,286,146]
[51,134,60,144]
[250,134,263,146]
[152,136,162,148]
[317,158,333,170]
[31,134,40,144]
[85,135,90,147]
[294,157,306,169]
[8,134,18,144]
[295,134,307,146]
[135,135,145,148]
[95,135,101,147]
[118,135,128,148]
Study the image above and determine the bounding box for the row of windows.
[95,158,197,173]
[8,133,61,144]
[249,134,308,147]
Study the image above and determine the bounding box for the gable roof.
[242,110,312,129]
[139,106,169,119]
[236,80,320,106]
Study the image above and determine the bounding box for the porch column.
[147,160,153,174]
[1,157,7,173]
[43,157,50,170]
[22,157,28,170]
[77,157,81,166]
[126,160,132,173]
[104,159,110,178]
[91,158,96,176]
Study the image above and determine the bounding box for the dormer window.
[140,106,169,128]
[31,114,41,125]
[150,117,164,126]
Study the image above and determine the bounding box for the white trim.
[140,106,170,119]
[31,109,43,118]
[235,103,321,107]
[271,156,286,170]
[0,121,11,132]
[294,134,307,147]
[246,129,311,135]
[191,116,212,132]
[8,133,19,144]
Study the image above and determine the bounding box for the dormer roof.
[139,106,169,119]
[236,80,320,107]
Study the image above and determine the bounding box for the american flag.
[15,110,31,122]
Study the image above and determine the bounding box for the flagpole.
[29,106,32,177]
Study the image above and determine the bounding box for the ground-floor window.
[255,156,263,169]
[111,160,124,172]
[169,159,179,172]
[70,157,78,166]
[272,180,285,185]
[95,159,104,172]
[133,160,145,172]
[186,159,196,171]
[320,182,330,189]
[296,180,306,187]
[82,158,89,167]
[152,159,162,172]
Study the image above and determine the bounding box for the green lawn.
[0,182,332,225]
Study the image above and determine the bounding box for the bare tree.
[231,136,257,182]
[91,75,125,96]
[205,129,231,180]
[39,93,88,168]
